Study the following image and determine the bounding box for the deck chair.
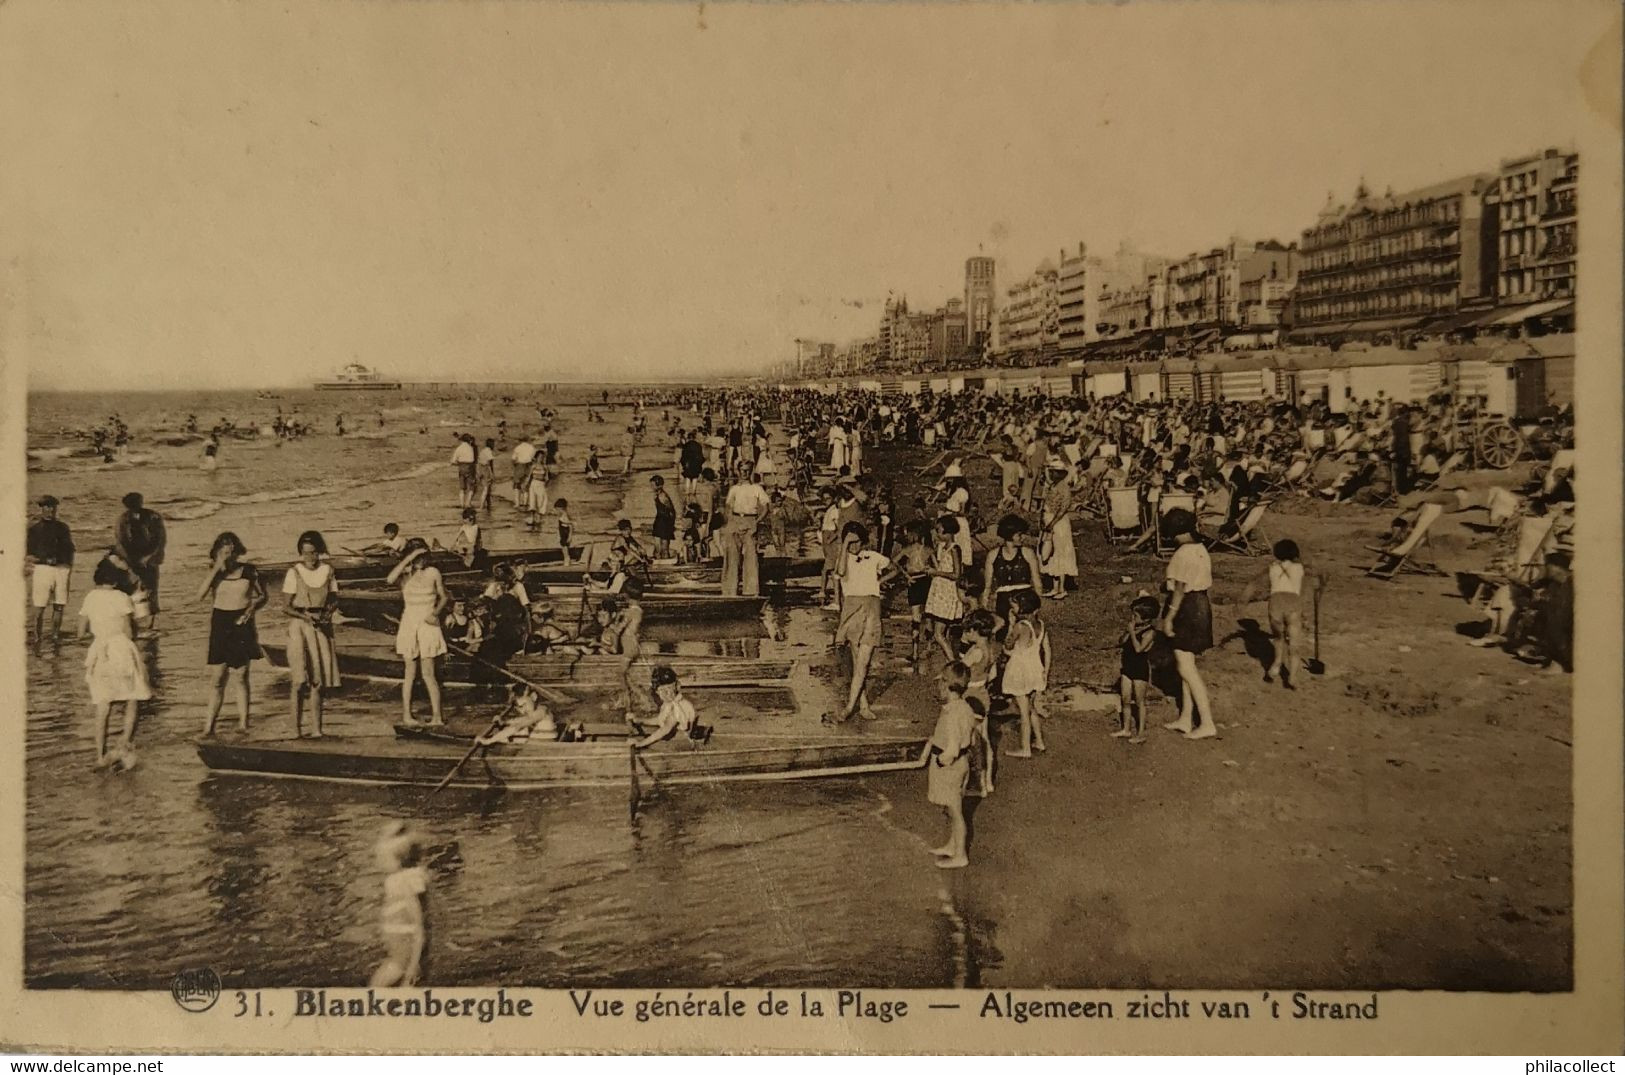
[1210,500,1272,555]
[1104,486,1144,546]
[1366,501,1447,579]
[1366,464,1401,510]
[1409,451,1465,494]
[1154,493,1197,557]
[1540,448,1575,496]
[1258,456,1310,495]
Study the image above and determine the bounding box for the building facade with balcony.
[993,258,1059,361]
[1490,147,1576,304]
[1293,174,1497,334]
[1536,152,1578,302]
[1056,242,1167,352]
[928,298,968,365]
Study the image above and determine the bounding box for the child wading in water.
[1113,595,1161,743]
[1000,588,1051,758]
[926,661,979,869]
[370,821,429,987]
[79,557,153,770]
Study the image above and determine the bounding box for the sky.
[2,0,1615,391]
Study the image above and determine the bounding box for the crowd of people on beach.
[26,378,1577,917]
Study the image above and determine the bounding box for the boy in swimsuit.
[369,822,429,987]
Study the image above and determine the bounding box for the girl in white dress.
[78,558,152,770]
[1000,589,1051,758]
[922,517,966,661]
[1039,481,1079,599]
[828,421,849,472]
[283,530,340,738]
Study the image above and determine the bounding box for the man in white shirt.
[720,473,770,596]
[826,522,898,724]
[450,435,477,509]
[511,436,537,505]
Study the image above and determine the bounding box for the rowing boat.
[196,732,926,790]
[259,551,819,585]
[334,587,769,625]
[258,638,794,688]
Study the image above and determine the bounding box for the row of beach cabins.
[792,334,1576,420]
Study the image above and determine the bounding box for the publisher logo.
[171,967,222,1013]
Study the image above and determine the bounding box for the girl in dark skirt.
[197,531,266,735]
[1158,508,1217,740]
[649,476,677,559]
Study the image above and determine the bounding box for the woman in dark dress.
[649,475,677,559]
[981,513,1042,624]
[197,531,265,735]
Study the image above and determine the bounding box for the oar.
[431,713,505,795]
[444,638,573,706]
[628,740,641,815]
[574,545,597,636]
[382,614,572,706]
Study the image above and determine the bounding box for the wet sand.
[860,442,1571,990]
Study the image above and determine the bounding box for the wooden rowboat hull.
[261,552,819,585]
[196,734,927,790]
[334,590,768,625]
[258,641,793,688]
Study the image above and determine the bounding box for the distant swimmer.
[201,434,219,472]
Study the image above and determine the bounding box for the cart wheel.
[1477,423,1522,469]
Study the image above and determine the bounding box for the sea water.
[23,388,991,988]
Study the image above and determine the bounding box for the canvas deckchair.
[1258,457,1310,495]
[1155,492,1198,557]
[1409,451,1465,494]
[1210,499,1272,556]
[1105,486,1144,546]
[1366,501,1447,579]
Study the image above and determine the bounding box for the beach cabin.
[1131,365,1161,402]
[1159,357,1199,402]
[1196,352,1279,403]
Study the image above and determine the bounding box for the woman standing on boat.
[650,476,677,560]
[198,532,265,736]
[609,578,647,713]
[386,539,448,727]
[283,530,340,739]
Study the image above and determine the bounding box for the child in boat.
[442,598,476,646]
[478,685,559,745]
[680,503,706,564]
[629,665,705,749]
[447,508,483,569]
[1114,595,1161,743]
[527,604,581,653]
[362,523,406,557]
[609,519,650,572]
[369,821,429,987]
[926,661,977,870]
[554,500,575,563]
